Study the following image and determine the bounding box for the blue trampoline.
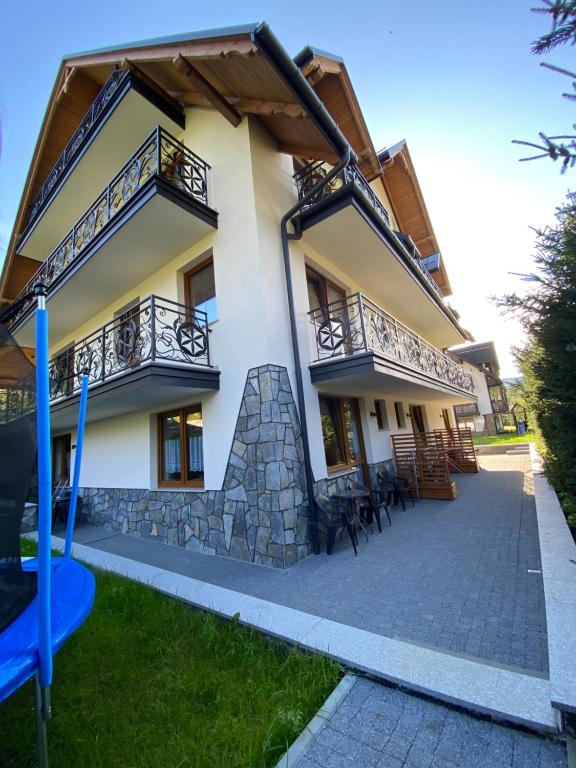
[0,285,95,767]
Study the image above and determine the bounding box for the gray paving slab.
[296,676,567,768]
[72,454,548,675]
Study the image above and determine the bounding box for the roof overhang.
[294,46,381,181]
[378,141,453,296]
[1,22,355,300]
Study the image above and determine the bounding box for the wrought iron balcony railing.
[293,161,443,300]
[309,292,474,394]
[49,295,211,402]
[454,403,480,417]
[28,69,130,226]
[0,378,35,424]
[490,398,509,414]
[10,127,210,328]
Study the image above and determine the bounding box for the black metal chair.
[315,494,358,555]
[377,471,416,511]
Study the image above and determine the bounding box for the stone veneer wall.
[81,362,398,567]
[82,365,310,569]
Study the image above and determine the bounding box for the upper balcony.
[19,68,185,260]
[293,162,465,348]
[308,292,475,402]
[47,294,219,429]
[10,127,217,346]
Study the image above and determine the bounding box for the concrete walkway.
[291,676,567,768]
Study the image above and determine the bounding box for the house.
[450,341,510,433]
[0,23,478,568]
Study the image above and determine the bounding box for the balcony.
[10,127,217,345]
[19,68,184,258]
[293,162,464,348]
[308,293,475,401]
[454,403,480,418]
[48,295,219,429]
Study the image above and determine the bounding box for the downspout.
[280,151,351,554]
[253,23,357,554]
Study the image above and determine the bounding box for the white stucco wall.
[45,103,472,494]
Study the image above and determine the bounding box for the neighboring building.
[1,24,478,568]
[450,341,510,433]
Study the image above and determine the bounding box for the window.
[158,404,204,487]
[185,258,217,324]
[375,400,389,431]
[306,266,345,312]
[394,401,406,429]
[319,395,365,472]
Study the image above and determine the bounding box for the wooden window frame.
[375,399,390,431]
[394,401,406,429]
[157,404,204,488]
[305,265,345,311]
[184,256,216,323]
[320,394,367,475]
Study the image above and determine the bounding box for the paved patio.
[71,453,548,676]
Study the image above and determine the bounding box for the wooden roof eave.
[0,61,68,298]
[296,50,381,180]
[380,148,454,297]
[1,30,346,302]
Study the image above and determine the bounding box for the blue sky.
[0,0,573,375]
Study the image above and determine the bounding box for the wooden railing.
[391,427,478,501]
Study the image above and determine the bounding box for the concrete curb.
[475,443,531,455]
[530,444,576,715]
[274,672,356,768]
[27,531,560,733]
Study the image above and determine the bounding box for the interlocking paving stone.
[71,454,548,673]
[296,677,566,768]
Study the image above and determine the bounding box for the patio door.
[410,405,427,435]
[52,434,71,487]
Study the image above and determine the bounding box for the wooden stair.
[433,428,479,474]
[391,428,478,501]
[391,432,457,500]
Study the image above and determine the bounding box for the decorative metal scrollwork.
[176,320,208,358]
[121,159,142,201]
[115,320,139,364]
[317,316,347,353]
[310,293,474,393]
[11,129,210,331]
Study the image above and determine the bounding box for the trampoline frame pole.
[34,672,50,768]
[65,374,89,559]
[35,284,53,694]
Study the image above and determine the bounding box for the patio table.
[334,489,371,541]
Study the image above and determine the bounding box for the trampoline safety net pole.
[35,285,52,695]
[65,374,89,559]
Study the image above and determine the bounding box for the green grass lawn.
[472,433,534,446]
[3,540,340,768]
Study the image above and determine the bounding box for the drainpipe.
[279,151,351,554]
[253,23,357,554]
